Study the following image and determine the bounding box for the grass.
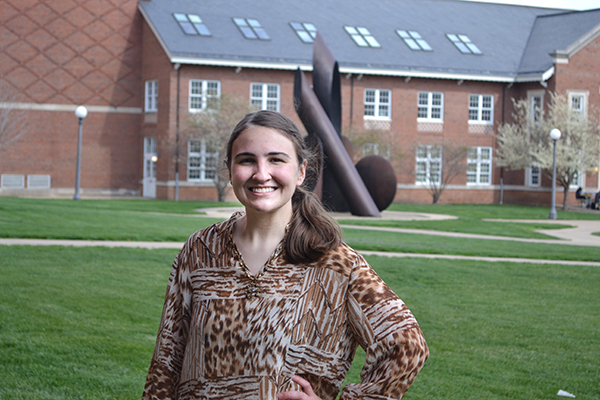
[1,246,598,400]
[1,197,599,399]
[0,197,231,241]
[342,228,599,262]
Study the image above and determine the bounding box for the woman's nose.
[252,161,269,181]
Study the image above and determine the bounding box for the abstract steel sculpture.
[294,33,396,216]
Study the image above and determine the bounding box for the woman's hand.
[278,375,322,400]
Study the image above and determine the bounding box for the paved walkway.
[1,209,598,266]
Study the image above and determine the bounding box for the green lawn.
[1,246,598,400]
[1,197,599,399]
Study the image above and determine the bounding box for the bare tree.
[415,142,468,204]
[497,92,600,209]
[187,94,254,201]
[0,82,29,153]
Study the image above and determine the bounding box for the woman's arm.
[341,254,429,400]
[142,243,194,400]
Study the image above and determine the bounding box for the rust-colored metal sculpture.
[295,70,380,216]
[294,33,397,216]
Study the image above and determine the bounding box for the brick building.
[1,0,599,206]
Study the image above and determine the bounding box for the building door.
[143,137,157,198]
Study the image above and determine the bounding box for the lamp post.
[73,106,88,201]
[548,128,561,219]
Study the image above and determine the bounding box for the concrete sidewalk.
[1,209,598,266]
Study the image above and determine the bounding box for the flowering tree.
[496,92,600,209]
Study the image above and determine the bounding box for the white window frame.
[189,80,221,112]
[250,83,280,111]
[27,174,51,189]
[467,146,492,185]
[188,139,219,182]
[418,92,444,122]
[526,166,541,187]
[568,90,588,119]
[415,145,442,185]
[527,90,544,124]
[468,94,494,124]
[145,80,158,113]
[1,174,25,189]
[364,89,391,120]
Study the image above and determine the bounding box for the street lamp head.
[549,128,561,140]
[75,106,88,119]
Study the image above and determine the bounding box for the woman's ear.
[297,159,307,186]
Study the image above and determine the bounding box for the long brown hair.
[225,110,342,263]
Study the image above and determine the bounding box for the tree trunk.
[562,184,569,210]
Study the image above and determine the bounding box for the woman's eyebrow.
[233,152,256,159]
[266,151,291,158]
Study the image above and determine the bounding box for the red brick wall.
[0,0,143,194]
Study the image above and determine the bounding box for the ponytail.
[285,187,342,264]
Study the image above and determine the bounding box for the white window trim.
[1,174,25,189]
[467,146,492,186]
[188,139,218,182]
[189,80,221,112]
[250,83,281,111]
[567,90,588,118]
[468,94,494,125]
[145,80,158,113]
[527,90,544,124]
[526,166,541,187]
[364,89,392,121]
[27,174,51,189]
[417,91,444,122]
[415,145,442,185]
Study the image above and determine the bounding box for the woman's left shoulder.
[312,242,363,275]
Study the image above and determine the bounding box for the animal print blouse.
[143,213,428,400]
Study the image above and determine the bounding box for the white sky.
[460,0,600,10]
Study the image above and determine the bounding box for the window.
[396,30,432,51]
[568,90,588,119]
[418,92,443,121]
[362,142,391,159]
[290,22,317,43]
[528,90,544,124]
[1,174,24,189]
[344,26,380,48]
[188,139,218,182]
[446,34,482,54]
[364,89,391,119]
[527,166,540,187]
[250,83,280,111]
[145,80,158,113]
[27,174,51,189]
[233,18,270,40]
[189,80,220,112]
[416,145,442,184]
[173,13,211,36]
[467,147,492,185]
[469,94,493,124]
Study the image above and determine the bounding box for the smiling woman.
[142,110,429,400]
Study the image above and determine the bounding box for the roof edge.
[550,21,600,59]
[170,56,518,82]
[138,3,173,63]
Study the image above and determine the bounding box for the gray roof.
[138,0,600,82]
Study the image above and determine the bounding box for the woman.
[143,110,428,400]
